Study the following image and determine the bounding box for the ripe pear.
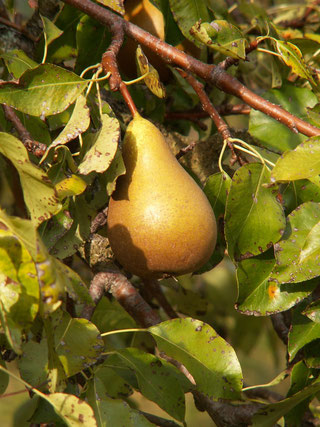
[107,113,217,278]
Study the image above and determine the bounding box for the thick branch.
[2,105,47,158]
[62,0,320,138]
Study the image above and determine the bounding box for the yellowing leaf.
[136,46,166,99]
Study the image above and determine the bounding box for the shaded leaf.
[136,46,166,98]
[105,347,186,421]
[104,148,126,196]
[0,49,38,79]
[78,114,120,175]
[191,20,246,59]
[236,250,315,315]
[271,136,320,181]
[19,339,49,388]
[148,318,243,400]
[225,163,285,260]
[249,85,317,152]
[75,15,111,74]
[204,172,231,220]
[288,306,320,360]
[0,358,9,395]
[168,0,210,45]
[302,300,320,323]
[252,381,320,427]
[87,386,153,427]
[270,202,320,284]
[91,364,133,399]
[0,64,87,117]
[54,311,104,377]
[0,133,60,225]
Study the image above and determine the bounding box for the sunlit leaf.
[270,202,320,284]
[169,0,210,45]
[78,114,120,175]
[136,46,166,98]
[148,318,243,400]
[0,133,60,225]
[190,20,246,59]
[0,64,87,118]
[225,163,285,260]
[271,136,320,181]
[249,85,317,152]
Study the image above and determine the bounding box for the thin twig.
[175,140,197,159]
[2,105,47,158]
[140,411,182,427]
[143,279,179,319]
[177,69,245,165]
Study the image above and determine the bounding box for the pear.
[107,113,217,278]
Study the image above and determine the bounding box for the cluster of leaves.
[1,0,320,425]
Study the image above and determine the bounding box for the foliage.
[1,0,320,426]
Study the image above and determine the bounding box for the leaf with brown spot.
[136,46,166,99]
[0,133,61,225]
[78,114,120,175]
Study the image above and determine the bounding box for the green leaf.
[302,300,320,323]
[87,385,153,427]
[136,46,166,98]
[271,136,320,182]
[249,85,317,152]
[270,202,320,284]
[0,358,9,395]
[19,339,49,388]
[92,364,133,399]
[41,15,63,47]
[306,103,320,127]
[75,15,111,74]
[0,211,65,316]
[45,393,97,427]
[275,40,319,92]
[42,94,90,164]
[55,175,87,200]
[78,114,120,175]
[105,347,186,421]
[204,172,231,220]
[0,229,40,353]
[0,64,87,117]
[236,250,314,315]
[168,0,210,45]
[288,305,320,360]
[0,49,38,79]
[285,361,312,427]
[104,148,126,196]
[38,203,74,252]
[148,318,243,400]
[252,381,320,427]
[225,163,285,260]
[0,133,60,225]
[54,311,104,377]
[190,20,246,59]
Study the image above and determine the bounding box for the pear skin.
[107,113,217,278]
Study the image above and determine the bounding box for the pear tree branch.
[100,19,137,116]
[61,0,320,138]
[177,69,246,165]
[2,105,47,158]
